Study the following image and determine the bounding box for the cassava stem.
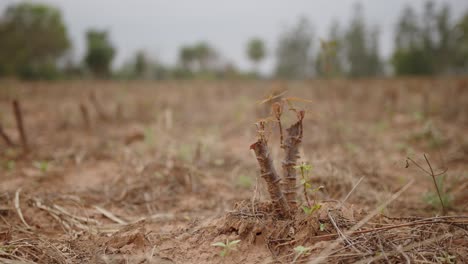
[281,112,304,208]
[300,166,312,208]
[250,139,290,219]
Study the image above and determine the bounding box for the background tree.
[176,42,220,78]
[395,6,421,50]
[84,30,115,78]
[134,50,148,78]
[116,52,169,80]
[0,2,70,79]
[275,17,315,79]
[246,38,266,74]
[434,4,453,72]
[193,42,217,72]
[343,3,382,77]
[391,2,463,75]
[179,46,195,71]
[367,26,382,74]
[421,1,437,61]
[453,11,468,73]
[392,5,433,75]
[315,20,344,77]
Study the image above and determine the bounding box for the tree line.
[0,2,467,80]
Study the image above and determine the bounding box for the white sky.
[1,0,467,73]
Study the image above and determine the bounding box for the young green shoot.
[293,245,312,263]
[423,176,453,210]
[6,160,15,171]
[319,223,326,231]
[34,161,49,173]
[211,239,241,257]
[295,162,313,207]
[144,127,155,147]
[294,162,324,214]
[301,203,322,215]
[236,174,253,189]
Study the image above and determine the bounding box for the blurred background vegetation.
[0,1,467,80]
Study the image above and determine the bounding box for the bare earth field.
[0,79,467,263]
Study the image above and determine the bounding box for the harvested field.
[0,79,467,263]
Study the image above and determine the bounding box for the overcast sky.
[1,0,468,72]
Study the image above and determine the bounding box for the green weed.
[423,176,453,210]
[294,162,324,214]
[178,144,193,162]
[301,203,322,215]
[144,127,155,146]
[6,160,15,171]
[293,245,312,263]
[437,252,456,264]
[236,174,253,189]
[410,121,445,149]
[33,160,49,173]
[319,223,326,231]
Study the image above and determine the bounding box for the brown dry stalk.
[0,123,15,147]
[423,154,447,215]
[281,112,304,208]
[272,102,284,146]
[90,92,109,121]
[300,166,312,208]
[115,102,123,120]
[12,100,28,152]
[79,103,91,129]
[250,138,290,219]
[406,155,447,215]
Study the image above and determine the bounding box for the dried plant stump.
[281,116,304,208]
[250,139,290,219]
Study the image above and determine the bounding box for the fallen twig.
[310,180,414,264]
[340,176,364,208]
[309,215,468,243]
[0,123,15,147]
[355,233,453,264]
[14,189,31,229]
[328,210,366,254]
[94,205,128,225]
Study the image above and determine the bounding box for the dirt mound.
[153,200,467,263]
